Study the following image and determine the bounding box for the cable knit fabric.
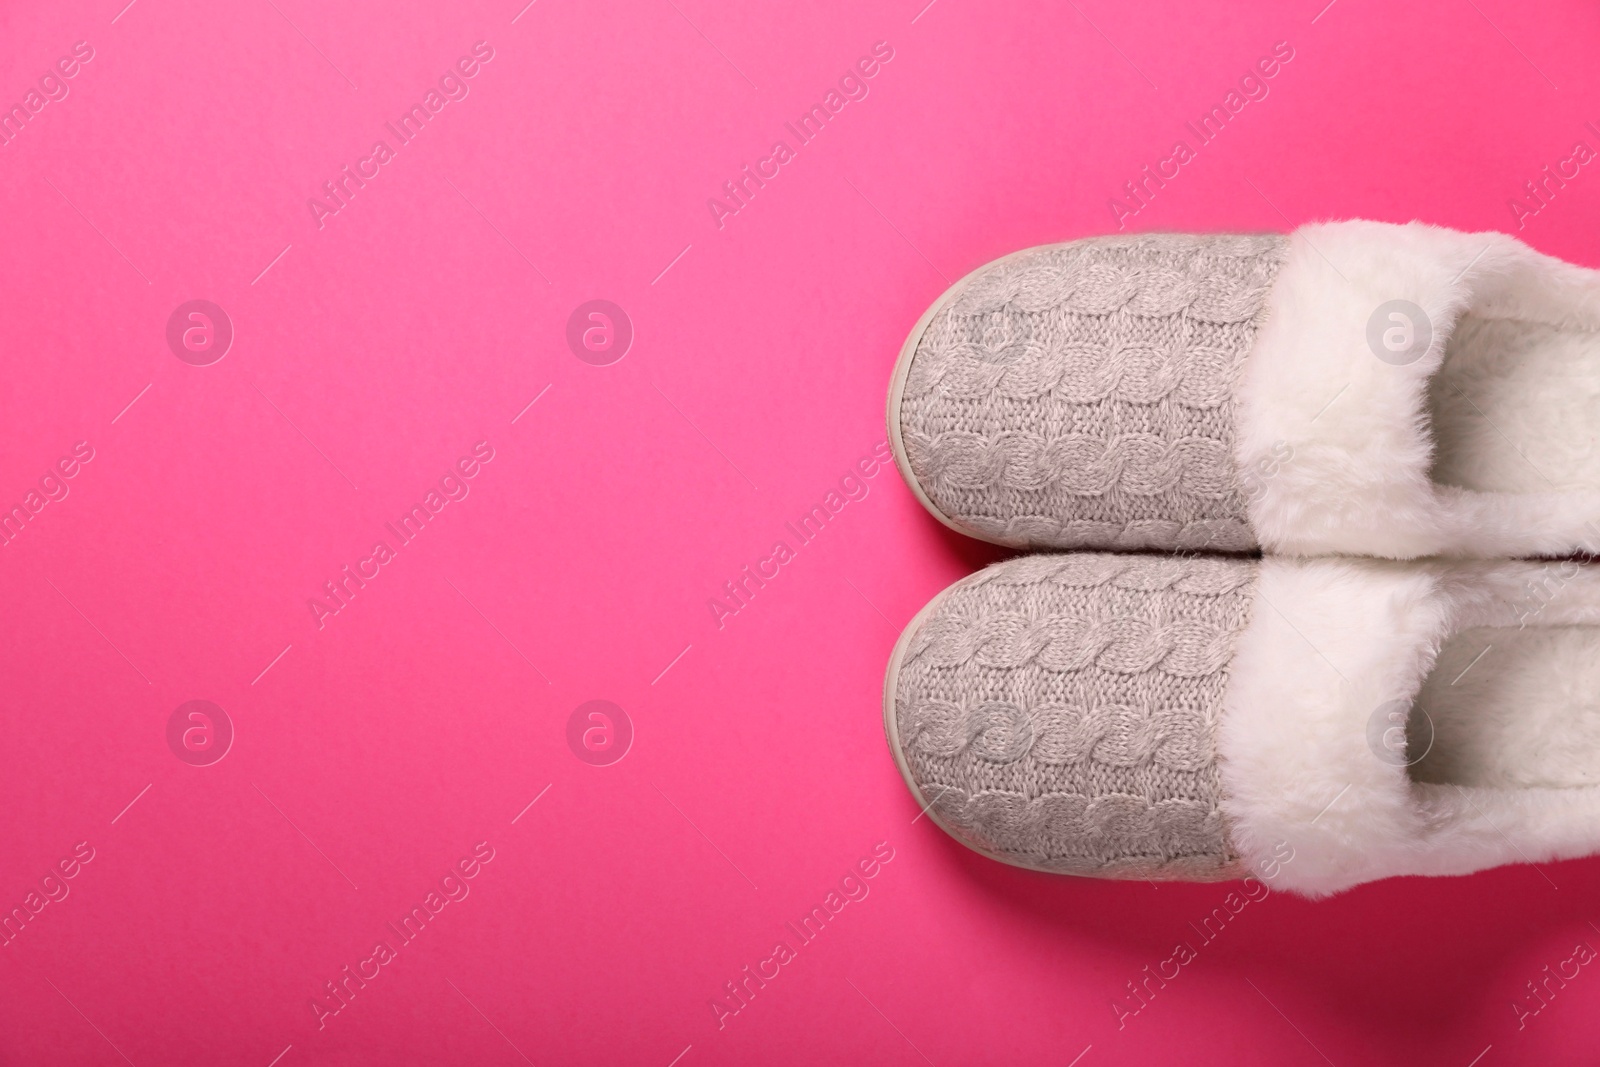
[898,234,1286,550]
[890,552,1258,879]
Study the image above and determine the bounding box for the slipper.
[888,222,1600,558]
[884,550,1600,896]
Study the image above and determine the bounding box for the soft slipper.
[885,550,1600,896]
[888,222,1600,558]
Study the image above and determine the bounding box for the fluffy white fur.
[1416,624,1600,788]
[1220,557,1600,897]
[1234,220,1600,558]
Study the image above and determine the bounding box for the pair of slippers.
[881,221,1600,897]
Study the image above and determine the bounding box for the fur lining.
[1234,220,1600,558]
[1221,557,1600,897]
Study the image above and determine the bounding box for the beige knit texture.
[900,233,1286,550]
[892,552,1258,878]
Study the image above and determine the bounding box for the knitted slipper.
[888,222,1600,558]
[885,550,1600,897]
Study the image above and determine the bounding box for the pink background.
[3,0,1600,1063]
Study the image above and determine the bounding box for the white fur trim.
[1235,220,1600,558]
[1221,557,1600,897]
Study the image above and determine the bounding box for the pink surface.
[3,0,1600,1063]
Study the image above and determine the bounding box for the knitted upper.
[890,552,1259,879]
[898,233,1287,551]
